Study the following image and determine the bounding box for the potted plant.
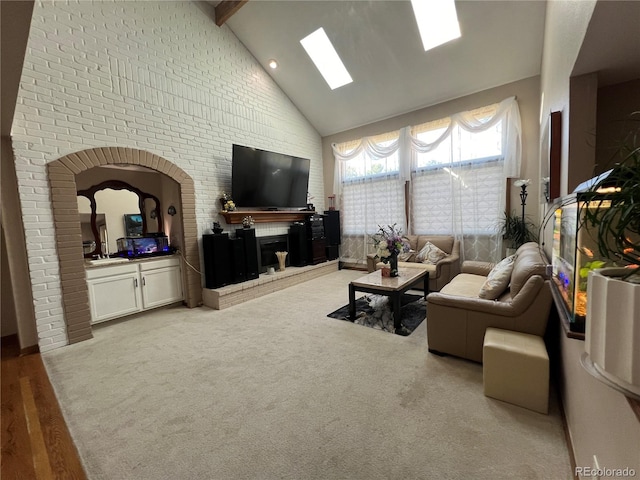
[499,210,538,255]
[581,113,640,397]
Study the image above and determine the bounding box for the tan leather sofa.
[367,235,460,292]
[426,242,552,362]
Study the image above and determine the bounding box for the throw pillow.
[478,254,517,300]
[416,241,447,265]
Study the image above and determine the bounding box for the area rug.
[327,293,425,335]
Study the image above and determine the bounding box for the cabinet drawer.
[86,263,138,280]
[139,256,181,271]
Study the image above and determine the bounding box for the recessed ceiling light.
[300,27,353,90]
[268,59,278,69]
[411,0,461,52]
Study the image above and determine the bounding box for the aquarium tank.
[551,193,608,333]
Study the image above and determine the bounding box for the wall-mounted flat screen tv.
[231,144,310,209]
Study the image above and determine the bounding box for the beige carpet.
[43,270,571,480]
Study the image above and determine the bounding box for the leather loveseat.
[367,235,460,292]
[426,242,552,362]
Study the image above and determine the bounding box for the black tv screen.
[231,144,311,209]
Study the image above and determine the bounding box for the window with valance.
[332,97,522,265]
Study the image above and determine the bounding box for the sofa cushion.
[400,261,436,274]
[417,236,454,255]
[440,273,486,298]
[478,254,516,300]
[416,241,447,264]
[510,248,548,296]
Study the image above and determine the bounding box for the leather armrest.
[433,253,460,278]
[509,276,545,312]
[438,253,459,265]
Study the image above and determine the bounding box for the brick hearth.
[202,260,339,310]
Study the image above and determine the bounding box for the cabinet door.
[87,272,143,324]
[140,265,183,309]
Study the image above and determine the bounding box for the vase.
[389,252,399,277]
[276,251,288,272]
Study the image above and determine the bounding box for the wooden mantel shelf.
[219,210,316,224]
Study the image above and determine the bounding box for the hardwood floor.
[1,336,86,479]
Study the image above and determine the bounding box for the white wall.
[11,0,323,351]
[540,1,640,476]
[539,0,598,199]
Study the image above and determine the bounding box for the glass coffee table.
[348,268,429,335]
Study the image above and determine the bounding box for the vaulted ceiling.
[218,0,547,136]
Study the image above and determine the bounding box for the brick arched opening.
[48,147,201,344]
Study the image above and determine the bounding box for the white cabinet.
[86,264,142,323]
[139,259,184,309]
[86,257,183,324]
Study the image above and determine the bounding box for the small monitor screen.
[124,214,143,236]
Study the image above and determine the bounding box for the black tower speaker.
[236,228,259,280]
[202,233,230,288]
[288,223,308,267]
[229,237,246,284]
[323,210,341,245]
[323,210,341,260]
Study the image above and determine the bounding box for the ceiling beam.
[215,0,248,26]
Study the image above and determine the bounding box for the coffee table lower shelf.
[348,268,429,336]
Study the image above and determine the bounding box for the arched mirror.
[77,180,163,258]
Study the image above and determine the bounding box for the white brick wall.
[11,0,324,352]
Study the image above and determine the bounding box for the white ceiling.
[222,0,547,136]
[572,0,640,86]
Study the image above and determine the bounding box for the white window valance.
[332,96,522,197]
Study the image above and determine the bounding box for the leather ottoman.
[483,327,549,414]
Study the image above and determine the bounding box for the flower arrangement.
[220,192,236,212]
[372,224,410,262]
[242,215,255,228]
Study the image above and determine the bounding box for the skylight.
[411,0,461,52]
[300,27,353,90]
